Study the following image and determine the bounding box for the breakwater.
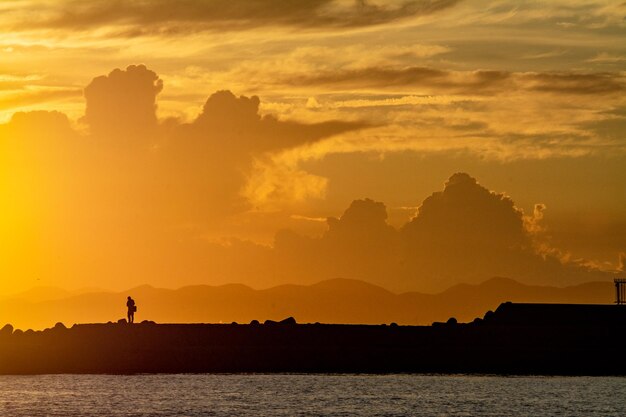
[1,303,625,375]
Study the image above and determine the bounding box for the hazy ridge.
[0,277,613,330]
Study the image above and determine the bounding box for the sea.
[1,374,625,416]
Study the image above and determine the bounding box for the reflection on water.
[1,374,625,416]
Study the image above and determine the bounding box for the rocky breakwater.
[1,304,625,375]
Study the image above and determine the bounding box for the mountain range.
[0,277,614,330]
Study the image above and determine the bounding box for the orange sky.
[0,0,625,296]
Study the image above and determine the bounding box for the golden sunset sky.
[1,0,625,296]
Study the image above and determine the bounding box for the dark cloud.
[160,89,367,216]
[403,172,527,248]
[284,66,517,94]
[397,173,615,290]
[399,172,530,289]
[282,65,625,95]
[83,65,163,142]
[191,90,365,154]
[274,198,402,286]
[288,66,455,89]
[525,72,626,95]
[14,0,460,33]
[266,173,616,292]
[4,110,73,135]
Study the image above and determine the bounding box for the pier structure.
[616,279,626,305]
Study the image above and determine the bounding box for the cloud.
[525,72,626,95]
[0,64,368,292]
[83,64,163,141]
[191,90,366,154]
[0,88,81,121]
[3,110,73,134]
[586,52,626,63]
[0,73,81,121]
[273,198,402,286]
[161,89,367,216]
[281,66,625,96]
[266,173,616,292]
[5,0,461,33]
[403,172,528,248]
[524,203,547,235]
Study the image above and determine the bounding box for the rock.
[265,317,297,326]
[472,317,483,325]
[249,319,260,325]
[54,322,67,331]
[483,310,494,321]
[390,322,398,327]
[446,317,458,325]
[231,322,238,325]
[117,319,127,324]
[140,320,156,325]
[12,329,23,336]
[0,324,13,337]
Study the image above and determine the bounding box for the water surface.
[1,374,624,416]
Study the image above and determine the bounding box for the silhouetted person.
[127,296,137,323]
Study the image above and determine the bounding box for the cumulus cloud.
[273,198,402,286]
[83,64,163,141]
[403,172,528,248]
[3,110,73,135]
[159,89,367,216]
[266,173,616,292]
[190,90,366,154]
[0,64,368,292]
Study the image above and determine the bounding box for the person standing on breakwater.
[126,296,137,323]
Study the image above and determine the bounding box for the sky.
[0,0,625,296]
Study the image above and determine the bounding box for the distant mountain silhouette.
[2,286,106,303]
[0,277,613,330]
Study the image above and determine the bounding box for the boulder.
[265,317,297,326]
[0,324,13,337]
[446,317,458,325]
